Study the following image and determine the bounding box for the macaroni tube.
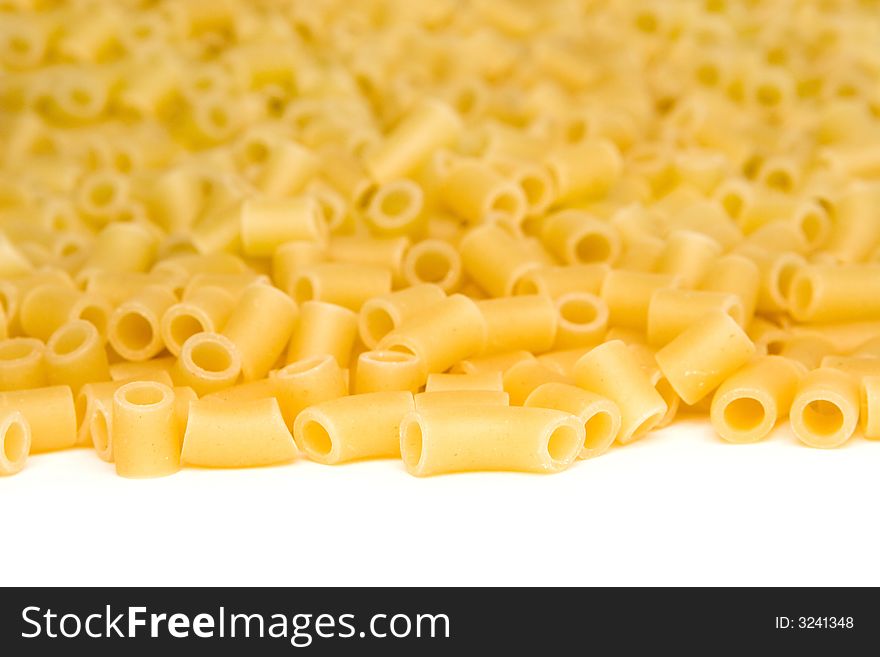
[377,294,487,373]
[524,382,620,459]
[0,410,30,476]
[222,283,298,381]
[112,381,181,478]
[574,340,668,445]
[710,356,805,443]
[789,368,859,449]
[0,386,76,453]
[182,397,298,468]
[294,391,415,464]
[400,406,584,476]
[655,311,756,405]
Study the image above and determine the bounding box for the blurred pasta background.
[1,0,880,478]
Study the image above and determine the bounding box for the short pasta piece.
[655,311,756,405]
[108,285,177,361]
[710,356,805,443]
[45,319,110,393]
[240,197,327,258]
[574,340,668,445]
[503,359,572,406]
[477,295,557,356]
[524,382,620,460]
[291,262,392,311]
[647,289,743,347]
[789,368,860,449]
[172,332,242,396]
[0,410,30,476]
[425,372,503,393]
[402,239,463,293]
[222,283,298,381]
[553,292,608,349]
[182,397,298,468]
[414,390,510,410]
[286,301,358,367]
[860,376,880,440]
[358,284,446,349]
[161,286,235,357]
[377,294,487,374]
[400,406,584,476]
[541,210,621,265]
[294,391,415,464]
[0,337,47,391]
[0,386,76,453]
[355,350,426,394]
[112,381,181,478]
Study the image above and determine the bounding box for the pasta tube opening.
[1,411,30,476]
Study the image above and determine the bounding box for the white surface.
[3,417,878,587]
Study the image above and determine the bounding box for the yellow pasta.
[514,263,609,298]
[503,358,572,406]
[271,355,348,430]
[108,284,177,361]
[358,284,446,349]
[452,350,535,376]
[363,99,461,184]
[291,262,392,311]
[240,197,327,257]
[425,372,503,392]
[824,182,880,263]
[294,391,414,464]
[574,340,668,444]
[0,386,76,453]
[789,264,880,323]
[860,376,880,440]
[327,236,409,285]
[45,319,110,393]
[710,356,805,444]
[523,382,620,460]
[182,397,298,468]
[365,179,425,236]
[286,300,358,367]
[647,289,744,347]
[112,381,181,478]
[477,295,557,356]
[160,285,235,356]
[355,350,425,394]
[541,210,620,265]
[110,357,176,383]
[439,159,526,228]
[699,253,761,323]
[377,294,486,374]
[553,292,608,349]
[655,229,723,289]
[221,283,298,381]
[414,390,510,410]
[0,410,30,477]
[271,241,327,293]
[655,311,756,405]
[545,139,622,204]
[459,223,542,297]
[401,239,463,293]
[0,337,47,391]
[789,368,860,449]
[172,331,241,396]
[1,0,878,480]
[600,270,680,331]
[400,406,584,476]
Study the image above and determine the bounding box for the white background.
[3,417,878,587]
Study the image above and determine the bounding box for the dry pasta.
[0,0,878,479]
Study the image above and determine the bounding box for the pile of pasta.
[2,0,880,478]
